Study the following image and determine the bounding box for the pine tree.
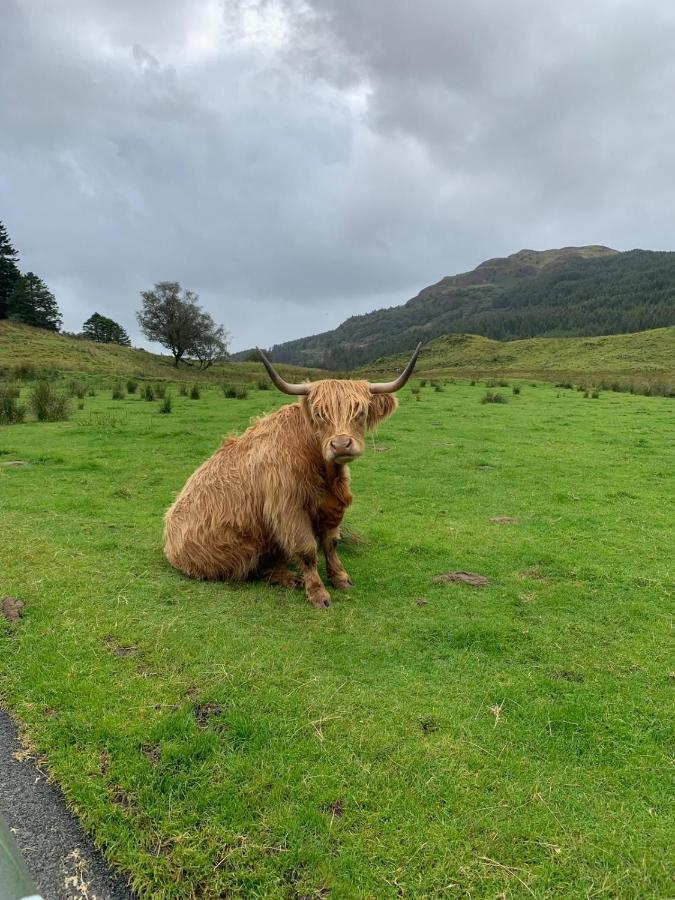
[82,312,131,346]
[0,221,21,319]
[8,273,63,331]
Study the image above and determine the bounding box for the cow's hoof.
[332,576,354,590]
[308,590,331,608]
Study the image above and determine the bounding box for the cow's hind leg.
[169,529,259,581]
[267,568,303,589]
[255,552,303,589]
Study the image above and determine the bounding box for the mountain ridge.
[247,246,675,369]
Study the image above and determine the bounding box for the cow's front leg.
[277,514,332,607]
[299,547,332,608]
[321,528,353,589]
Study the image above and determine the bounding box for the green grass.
[365,327,675,388]
[0,321,318,384]
[0,379,673,898]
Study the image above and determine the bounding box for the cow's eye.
[354,410,366,422]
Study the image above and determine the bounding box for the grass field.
[2,321,674,390]
[0,321,318,383]
[365,327,675,390]
[0,377,673,898]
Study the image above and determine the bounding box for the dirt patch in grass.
[99,749,111,775]
[1,597,24,622]
[194,702,223,729]
[0,460,29,467]
[324,799,345,818]
[553,670,585,683]
[109,785,136,812]
[433,571,490,587]
[419,716,440,733]
[491,515,519,525]
[103,636,138,657]
[141,744,161,765]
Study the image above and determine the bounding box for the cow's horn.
[257,348,311,396]
[368,343,423,394]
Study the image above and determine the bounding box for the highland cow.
[163,344,421,607]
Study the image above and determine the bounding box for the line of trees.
[1,220,230,365]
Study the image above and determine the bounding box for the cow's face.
[304,380,397,464]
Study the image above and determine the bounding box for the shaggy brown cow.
[163,344,421,607]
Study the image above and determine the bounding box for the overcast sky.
[2,0,675,351]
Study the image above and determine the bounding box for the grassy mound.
[365,326,675,389]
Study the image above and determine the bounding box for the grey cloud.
[1,0,674,351]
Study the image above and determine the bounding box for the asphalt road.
[0,708,134,900]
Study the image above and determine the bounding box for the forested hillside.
[259,247,675,369]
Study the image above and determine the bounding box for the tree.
[137,282,228,367]
[8,272,63,331]
[82,312,131,346]
[189,316,229,369]
[0,221,21,320]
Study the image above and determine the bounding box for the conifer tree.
[8,272,63,331]
[0,221,21,320]
[82,312,131,346]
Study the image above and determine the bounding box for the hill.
[261,247,675,368]
[362,326,675,388]
[0,321,317,383]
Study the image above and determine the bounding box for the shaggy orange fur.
[164,380,397,607]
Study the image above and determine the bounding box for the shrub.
[126,379,138,394]
[155,383,166,399]
[222,384,247,399]
[77,401,85,410]
[68,380,87,399]
[0,382,20,399]
[432,381,445,392]
[87,386,97,396]
[28,381,71,421]
[112,382,124,400]
[159,393,173,414]
[13,362,36,380]
[0,385,25,425]
[178,383,188,396]
[591,391,600,399]
[512,385,521,395]
[190,384,201,400]
[410,386,421,396]
[481,391,508,404]
[470,379,476,386]
[420,379,428,387]
[143,384,155,401]
[256,379,271,391]
[555,382,574,390]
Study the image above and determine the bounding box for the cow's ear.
[367,393,397,429]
